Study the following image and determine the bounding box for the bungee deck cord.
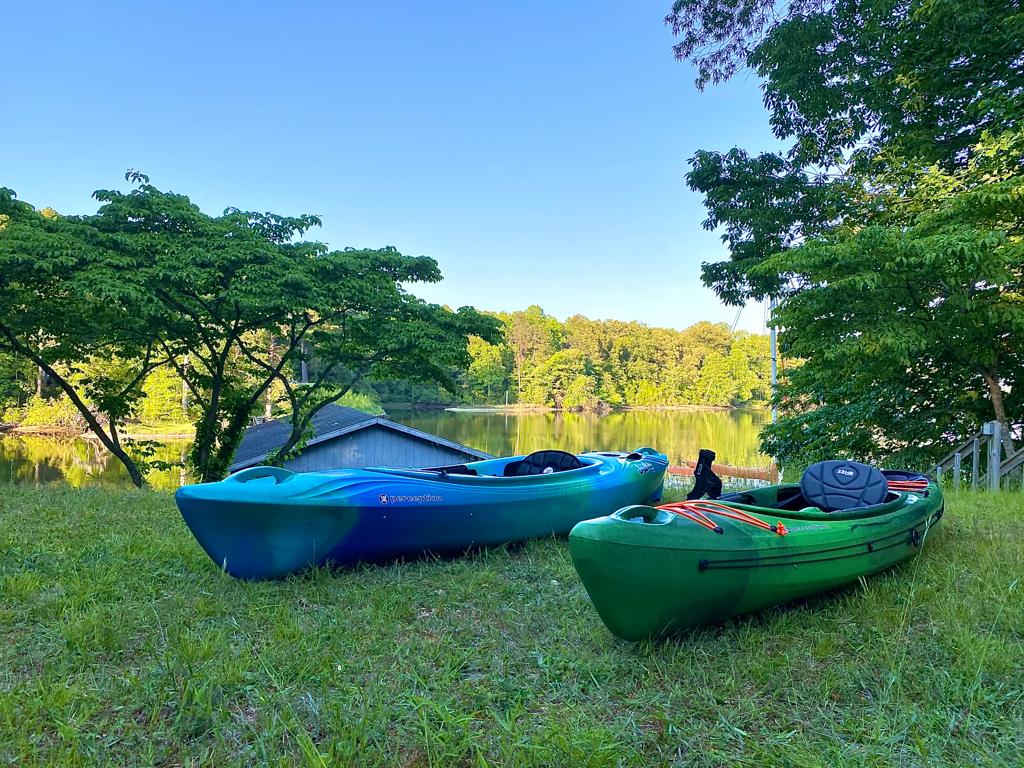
[666,478,928,536]
[886,479,929,493]
[659,500,789,536]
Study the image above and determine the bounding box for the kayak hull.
[569,480,943,641]
[177,449,667,579]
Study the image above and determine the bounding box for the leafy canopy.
[0,174,499,484]
[87,174,499,481]
[670,0,1024,466]
[0,186,167,486]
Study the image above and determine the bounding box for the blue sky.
[1,1,780,332]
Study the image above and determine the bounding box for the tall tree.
[669,0,1024,465]
[504,306,562,400]
[0,351,34,413]
[88,175,499,481]
[0,175,499,484]
[464,335,509,402]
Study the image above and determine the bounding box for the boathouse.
[228,404,492,473]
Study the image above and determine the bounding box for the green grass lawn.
[1,487,1021,767]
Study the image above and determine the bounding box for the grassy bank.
[1,488,1021,766]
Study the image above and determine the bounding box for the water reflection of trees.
[0,436,191,490]
[0,411,770,489]
[394,410,771,468]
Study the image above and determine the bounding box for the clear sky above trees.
[0,0,780,333]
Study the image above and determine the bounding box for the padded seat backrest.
[504,450,584,477]
[800,460,889,512]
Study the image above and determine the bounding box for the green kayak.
[569,458,943,641]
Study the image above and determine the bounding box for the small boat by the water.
[569,455,943,640]
[177,448,668,580]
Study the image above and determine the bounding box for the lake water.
[0,434,193,491]
[390,408,770,469]
[0,408,771,489]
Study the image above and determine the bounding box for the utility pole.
[768,296,781,482]
[768,297,778,424]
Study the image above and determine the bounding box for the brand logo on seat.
[833,465,858,484]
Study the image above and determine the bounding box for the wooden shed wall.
[281,425,480,472]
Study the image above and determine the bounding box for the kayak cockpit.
[717,485,906,520]
[668,452,932,521]
[366,450,607,482]
[715,465,933,521]
[418,449,588,477]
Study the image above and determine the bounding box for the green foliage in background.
[136,366,189,426]
[333,389,385,415]
[459,306,771,409]
[670,0,1024,468]
[10,394,84,432]
[0,352,34,414]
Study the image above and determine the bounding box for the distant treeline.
[377,306,771,410]
[2,306,770,426]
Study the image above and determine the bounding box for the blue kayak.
[176,448,668,579]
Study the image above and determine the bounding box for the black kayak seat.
[800,460,889,512]
[504,450,585,477]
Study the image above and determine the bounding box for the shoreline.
[4,425,195,440]
[439,403,767,414]
[2,402,770,439]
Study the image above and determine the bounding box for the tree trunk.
[108,415,146,488]
[983,370,1017,457]
[270,377,363,466]
[201,404,254,482]
[50,370,146,487]
[181,355,190,414]
[36,366,44,398]
[264,338,277,420]
[0,326,148,488]
[193,354,227,479]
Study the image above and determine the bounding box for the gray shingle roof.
[232,404,376,467]
[229,403,492,471]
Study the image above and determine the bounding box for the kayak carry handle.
[225,466,295,485]
[632,447,660,457]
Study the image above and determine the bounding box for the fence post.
[952,452,962,487]
[971,437,980,490]
[985,421,1002,491]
